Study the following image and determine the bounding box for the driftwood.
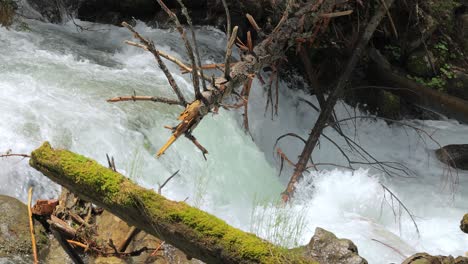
[282,0,396,201]
[108,0,338,158]
[29,142,318,264]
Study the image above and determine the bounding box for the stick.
[28,187,38,264]
[221,0,231,40]
[155,0,202,100]
[0,153,31,158]
[224,26,238,80]
[176,0,208,91]
[158,170,180,195]
[107,95,184,106]
[118,226,141,253]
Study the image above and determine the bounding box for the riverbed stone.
[461,214,468,233]
[402,253,468,264]
[435,144,468,170]
[304,227,368,264]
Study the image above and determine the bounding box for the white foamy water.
[1,20,467,263]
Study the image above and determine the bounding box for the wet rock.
[406,50,438,77]
[93,256,127,264]
[303,227,368,264]
[461,214,468,233]
[402,253,468,264]
[0,195,48,258]
[435,144,468,170]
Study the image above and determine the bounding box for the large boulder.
[402,253,468,264]
[0,195,48,259]
[303,227,368,264]
[435,144,468,170]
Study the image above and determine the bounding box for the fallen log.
[29,142,318,264]
[368,48,468,124]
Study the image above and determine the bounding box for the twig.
[28,187,38,264]
[246,14,262,34]
[150,241,165,257]
[221,0,231,40]
[66,240,89,250]
[185,133,208,160]
[0,153,30,158]
[155,0,202,100]
[107,95,184,106]
[122,22,188,106]
[176,0,208,91]
[224,26,239,80]
[158,170,180,195]
[106,154,117,172]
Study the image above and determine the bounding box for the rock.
[435,144,468,170]
[0,195,48,258]
[303,227,368,264]
[447,69,468,101]
[406,50,438,77]
[402,253,468,264]
[461,214,468,233]
[93,256,127,264]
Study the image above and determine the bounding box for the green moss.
[30,142,125,203]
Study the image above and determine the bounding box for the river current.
[1,19,468,263]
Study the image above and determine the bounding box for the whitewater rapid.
[1,20,467,263]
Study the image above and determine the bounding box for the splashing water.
[1,20,467,263]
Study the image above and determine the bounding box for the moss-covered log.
[29,142,317,264]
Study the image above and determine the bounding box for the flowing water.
[1,19,468,263]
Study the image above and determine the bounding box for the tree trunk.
[29,142,318,264]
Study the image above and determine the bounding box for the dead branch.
[221,0,231,40]
[176,0,207,91]
[158,170,180,195]
[107,95,184,106]
[122,22,187,106]
[156,0,202,100]
[283,0,396,202]
[0,153,31,158]
[118,227,141,253]
[28,187,38,264]
[224,26,239,80]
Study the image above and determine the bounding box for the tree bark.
[29,142,318,264]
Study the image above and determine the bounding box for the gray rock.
[0,195,47,258]
[435,144,468,170]
[303,227,367,264]
[402,253,468,264]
